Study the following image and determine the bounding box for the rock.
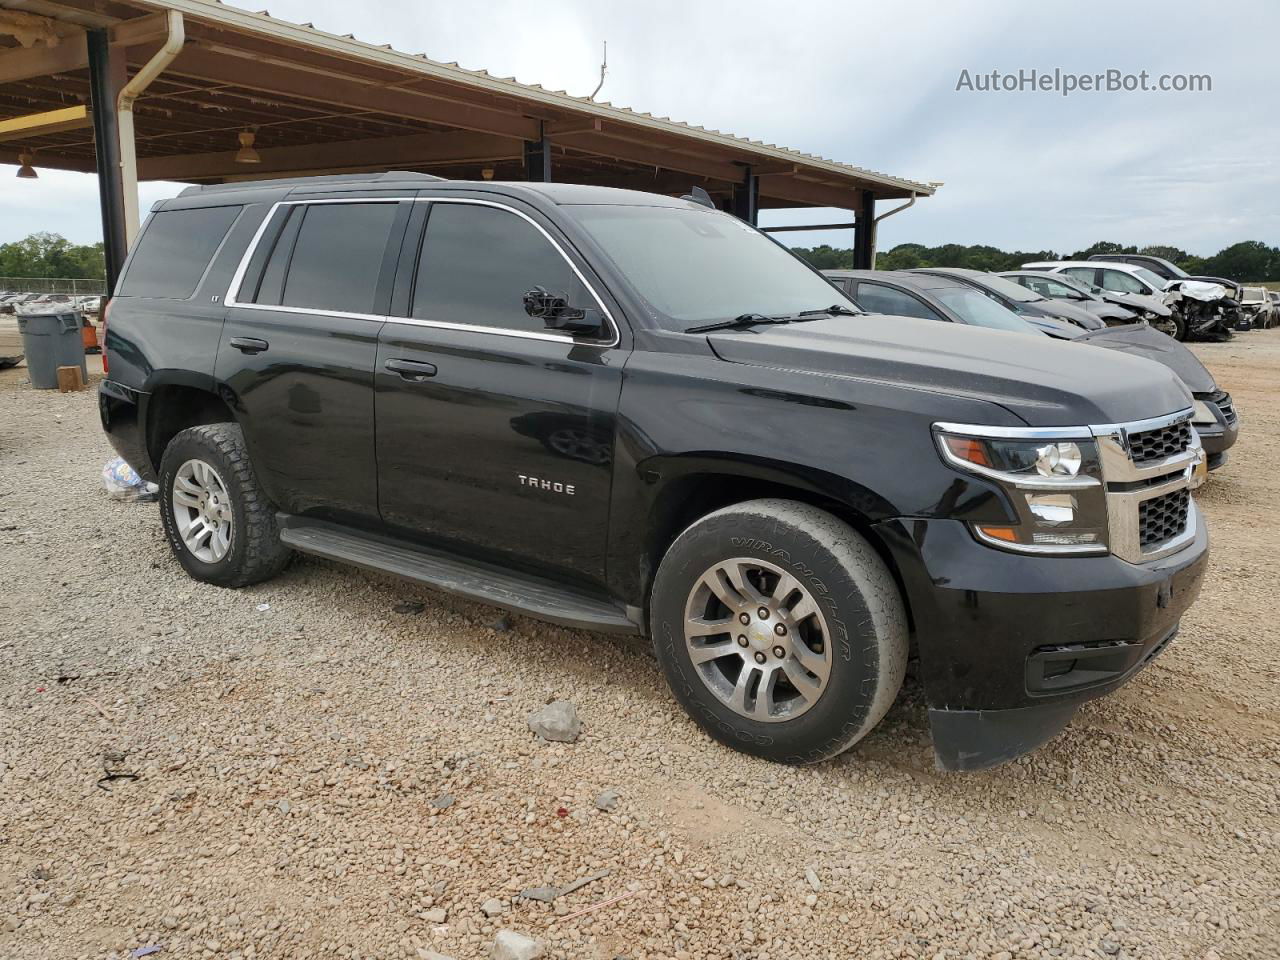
[424,907,447,924]
[804,866,822,892]
[481,897,505,917]
[491,615,513,631]
[491,929,545,960]
[595,788,620,811]
[1101,941,1121,956]
[394,601,426,614]
[431,793,455,810]
[527,701,581,743]
[417,950,454,960]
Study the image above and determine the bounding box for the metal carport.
[0,0,936,287]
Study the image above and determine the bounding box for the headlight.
[1192,399,1217,425]
[935,426,1108,555]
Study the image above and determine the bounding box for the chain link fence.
[0,277,107,296]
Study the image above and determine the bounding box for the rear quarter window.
[119,205,242,299]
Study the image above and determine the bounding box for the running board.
[277,516,639,634]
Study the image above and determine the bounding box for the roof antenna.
[589,41,607,100]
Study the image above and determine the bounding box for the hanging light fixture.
[234,130,260,164]
[16,152,37,179]
[481,167,495,181]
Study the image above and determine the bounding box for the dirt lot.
[1,340,1277,960]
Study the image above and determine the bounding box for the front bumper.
[874,513,1209,771]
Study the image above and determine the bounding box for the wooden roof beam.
[173,43,542,142]
[138,129,524,181]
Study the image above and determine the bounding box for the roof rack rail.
[178,170,446,197]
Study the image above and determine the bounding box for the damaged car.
[999,270,1177,337]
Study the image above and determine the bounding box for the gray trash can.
[16,309,87,389]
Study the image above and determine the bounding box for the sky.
[2,0,1278,256]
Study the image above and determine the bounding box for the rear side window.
[411,203,582,334]
[119,205,241,299]
[273,203,398,315]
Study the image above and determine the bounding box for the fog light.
[1027,493,1076,525]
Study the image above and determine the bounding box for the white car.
[1022,260,1171,299]
[1239,286,1273,329]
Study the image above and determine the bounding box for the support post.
[524,123,551,182]
[87,30,127,293]
[730,167,759,225]
[852,190,876,269]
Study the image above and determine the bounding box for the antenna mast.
[589,41,608,100]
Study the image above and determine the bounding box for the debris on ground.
[101,457,158,502]
[430,793,455,810]
[518,870,609,904]
[526,700,580,742]
[393,600,426,614]
[480,897,506,917]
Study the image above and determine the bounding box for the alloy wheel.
[683,557,832,722]
[171,458,234,563]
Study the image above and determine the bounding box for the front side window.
[120,205,241,299]
[1132,267,1168,292]
[567,204,857,330]
[854,283,939,320]
[412,203,584,334]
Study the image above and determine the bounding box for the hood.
[1025,299,1104,329]
[705,315,1192,427]
[1097,290,1171,317]
[1170,280,1230,303]
[1076,323,1217,394]
[1090,302,1138,322]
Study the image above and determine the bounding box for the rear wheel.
[650,499,907,764]
[159,422,291,587]
[1150,314,1182,339]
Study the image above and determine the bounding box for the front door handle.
[385,358,437,381]
[229,337,269,355]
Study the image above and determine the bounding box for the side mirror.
[523,285,603,336]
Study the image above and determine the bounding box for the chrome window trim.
[223,195,621,348]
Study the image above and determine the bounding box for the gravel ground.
[1,341,1277,960]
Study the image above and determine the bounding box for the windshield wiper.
[796,304,860,318]
[685,313,822,334]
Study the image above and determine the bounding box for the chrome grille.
[1138,489,1190,549]
[1128,419,1192,464]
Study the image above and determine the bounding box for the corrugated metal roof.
[134,0,936,197]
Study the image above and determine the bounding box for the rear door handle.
[229,337,269,354]
[385,358,437,381]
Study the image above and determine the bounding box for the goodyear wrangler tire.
[650,499,907,763]
[158,422,292,588]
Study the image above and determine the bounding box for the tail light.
[100,297,111,374]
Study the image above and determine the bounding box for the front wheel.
[1150,314,1183,339]
[650,499,908,764]
[158,422,291,587]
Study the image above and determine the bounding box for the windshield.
[1132,267,1168,291]
[566,204,857,329]
[933,288,1041,334]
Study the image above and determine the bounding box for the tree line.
[792,240,1280,282]
[4,230,1277,285]
[0,232,105,281]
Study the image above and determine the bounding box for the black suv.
[100,172,1209,771]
